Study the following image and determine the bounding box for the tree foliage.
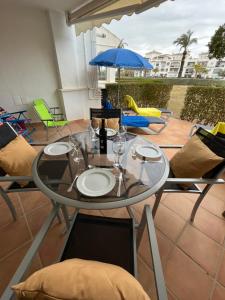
[208,24,225,60]
[173,30,197,78]
[194,64,208,78]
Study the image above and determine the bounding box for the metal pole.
[117,67,121,107]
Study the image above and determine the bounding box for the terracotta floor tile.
[0,242,41,296]
[193,207,225,244]
[0,217,31,259]
[165,247,213,300]
[218,251,225,287]
[209,184,225,203]
[39,223,66,266]
[100,208,129,218]
[19,191,50,215]
[162,194,194,220]
[132,195,157,216]
[154,204,186,242]
[201,193,225,219]
[177,225,222,276]
[27,203,55,236]
[137,255,157,300]
[167,290,177,300]
[0,193,23,228]
[212,284,225,300]
[156,229,174,264]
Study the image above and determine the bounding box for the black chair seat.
[8,181,37,190]
[61,214,135,275]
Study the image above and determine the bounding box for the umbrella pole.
[117,67,120,107]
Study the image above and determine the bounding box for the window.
[98,66,107,80]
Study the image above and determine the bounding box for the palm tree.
[173,30,197,78]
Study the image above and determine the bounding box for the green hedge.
[181,86,225,124]
[106,82,173,108]
[117,77,225,87]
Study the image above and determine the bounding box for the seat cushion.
[170,135,224,188]
[12,259,150,300]
[0,135,37,186]
[92,117,119,130]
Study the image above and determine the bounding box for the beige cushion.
[0,135,37,186]
[12,259,150,300]
[170,135,224,188]
[92,118,119,130]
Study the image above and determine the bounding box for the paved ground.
[0,118,224,300]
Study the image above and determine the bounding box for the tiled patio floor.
[0,118,225,300]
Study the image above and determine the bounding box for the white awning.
[68,0,169,35]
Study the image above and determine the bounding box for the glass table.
[32,132,169,210]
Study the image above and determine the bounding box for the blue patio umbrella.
[89,48,153,105]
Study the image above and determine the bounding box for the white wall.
[0,3,60,118]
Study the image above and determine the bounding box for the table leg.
[61,205,70,230]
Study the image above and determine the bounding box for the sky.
[105,0,225,57]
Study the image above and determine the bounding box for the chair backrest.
[90,108,121,124]
[196,127,225,179]
[124,95,139,113]
[33,99,53,122]
[0,122,17,149]
[101,88,108,106]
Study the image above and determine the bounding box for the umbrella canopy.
[89,48,153,106]
[89,48,153,69]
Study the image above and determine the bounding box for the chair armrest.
[50,107,60,114]
[0,175,33,182]
[159,145,183,149]
[10,110,27,115]
[166,178,225,184]
[137,205,168,300]
[40,118,53,121]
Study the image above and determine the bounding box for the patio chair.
[124,95,172,119]
[90,107,121,124]
[33,99,69,140]
[0,122,67,221]
[152,127,225,222]
[0,106,35,142]
[2,205,168,300]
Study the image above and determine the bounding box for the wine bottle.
[99,119,107,154]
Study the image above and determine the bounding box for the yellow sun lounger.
[124,95,161,117]
[189,122,225,137]
[211,122,225,135]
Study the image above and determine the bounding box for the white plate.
[97,128,117,137]
[76,168,116,197]
[135,145,161,161]
[44,142,73,156]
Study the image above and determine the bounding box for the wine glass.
[90,120,99,141]
[69,135,80,163]
[118,125,127,138]
[112,136,126,168]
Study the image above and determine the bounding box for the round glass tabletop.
[32,131,169,209]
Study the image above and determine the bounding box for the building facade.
[145,51,225,79]
[95,27,121,87]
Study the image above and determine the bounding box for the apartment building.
[145,50,225,79]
